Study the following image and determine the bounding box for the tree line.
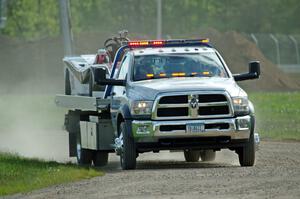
[1,0,299,40]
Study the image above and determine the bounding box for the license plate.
[186,123,205,133]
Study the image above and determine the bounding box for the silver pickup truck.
[57,39,260,170]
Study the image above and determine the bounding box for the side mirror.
[94,67,126,86]
[93,67,106,84]
[249,61,260,76]
[233,61,260,81]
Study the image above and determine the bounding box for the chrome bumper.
[132,115,251,140]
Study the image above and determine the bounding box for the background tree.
[0,0,299,40]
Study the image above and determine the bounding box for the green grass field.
[249,92,300,140]
[0,153,103,196]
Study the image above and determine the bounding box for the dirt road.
[5,141,300,199]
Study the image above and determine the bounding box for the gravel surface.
[4,141,300,199]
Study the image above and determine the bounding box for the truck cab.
[98,39,260,169]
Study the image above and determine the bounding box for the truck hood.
[127,77,246,101]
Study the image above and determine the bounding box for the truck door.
[110,54,130,131]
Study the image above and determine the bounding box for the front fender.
[249,100,259,149]
[248,100,255,116]
[248,100,256,137]
[119,104,132,120]
[114,104,133,138]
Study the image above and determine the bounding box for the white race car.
[63,49,111,97]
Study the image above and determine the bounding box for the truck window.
[117,55,130,80]
[133,52,228,81]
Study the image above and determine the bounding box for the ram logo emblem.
[190,95,199,109]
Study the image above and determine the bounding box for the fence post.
[270,34,280,66]
[289,35,300,64]
[250,33,259,47]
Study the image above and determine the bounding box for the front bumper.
[132,115,251,141]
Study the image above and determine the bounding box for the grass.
[0,153,103,196]
[249,92,300,140]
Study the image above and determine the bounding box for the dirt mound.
[197,28,300,91]
[0,30,299,93]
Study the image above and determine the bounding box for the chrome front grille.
[152,92,233,120]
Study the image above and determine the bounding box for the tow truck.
[55,36,260,170]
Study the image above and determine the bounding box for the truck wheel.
[93,151,109,167]
[238,133,255,167]
[65,69,71,95]
[119,122,136,170]
[184,150,200,162]
[200,150,216,161]
[76,133,93,166]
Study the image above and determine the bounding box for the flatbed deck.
[55,94,110,111]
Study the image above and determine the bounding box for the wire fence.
[244,33,300,73]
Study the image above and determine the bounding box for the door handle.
[111,92,116,96]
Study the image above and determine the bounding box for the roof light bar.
[127,38,210,48]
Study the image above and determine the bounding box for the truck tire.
[184,150,200,162]
[93,151,109,167]
[119,122,136,170]
[65,69,71,95]
[89,69,105,97]
[76,132,93,166]
[238,132,255,167]
[200,150,216,161]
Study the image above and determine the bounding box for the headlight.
[131,101,153,115]
[232,96,249,115]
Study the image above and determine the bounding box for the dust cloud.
[0,84,70,162]
[0,129,70,163]
[0,33,72,162]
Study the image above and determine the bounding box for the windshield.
[132,52,228,81]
